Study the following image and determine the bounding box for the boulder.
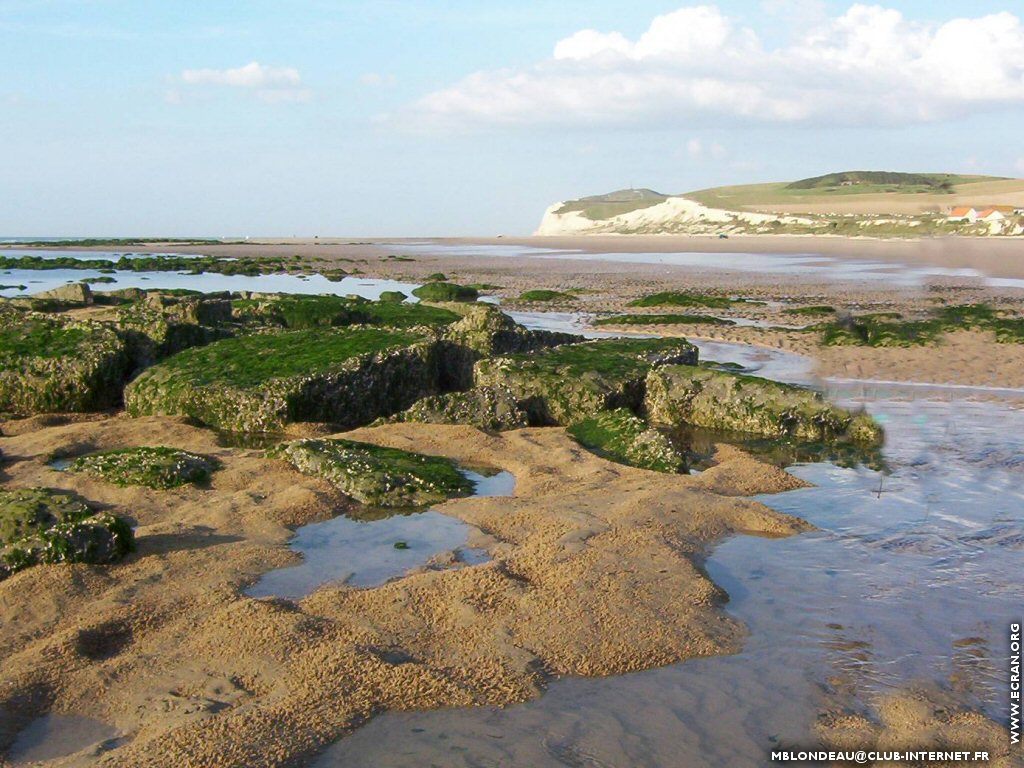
[0,488,134,581]
[568,408,685,473]
[271,438,474,507]
[117,294,233,364]
[125,327,443,432]
[389,385,531,431]
[644,365,883,445]
[0,308,133,414]
[33,282,93,305]
[473,337,699,426]
[439,305,581,389]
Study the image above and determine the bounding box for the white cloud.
[1015,157,1024,176]
[403,4,1024,130]
[177,62,310,102]
[360,72,397,88]
[684,138,727,161]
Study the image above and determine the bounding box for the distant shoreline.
[6,232,1024,281]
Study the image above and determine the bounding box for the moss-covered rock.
[0,308,133,414]
[389,385,531,431]
[439,305,581,389]
[0,488,134,581]
[34,282,93,305]
[411,282,479,302]
[568,408,685,473]
[442,305,580,356]
[644,366,883,445]
[628,291,742,309]
[124,328,442,432]
[473,337,699,425]
[68,446,221,489]
[231,294,459,330]
[271,438,474,507]
[117,294,233,364]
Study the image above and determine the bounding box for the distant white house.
[976,208,1006,222]
[947,206,978,222]
[947,205,1016,223]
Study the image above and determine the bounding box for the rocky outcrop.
[0,488,134,581]
[33,282,94,305]
[271,438,474,507]
[568,408,685,473]
[645,366,883,445]
[473,338,699,426]
[388,385,531,431]
[124,328,443,432]
[439,305,581,389]
[0,308,133,414]
[117,294,233,365]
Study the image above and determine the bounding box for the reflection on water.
[316,389,1023,768]
[668,422,888,473]
[0,265,420,301]
[248,470,514,600]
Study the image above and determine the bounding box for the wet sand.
[0,416,807,767]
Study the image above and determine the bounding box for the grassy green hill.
[555,188,668,219]
[684,172,1024,215]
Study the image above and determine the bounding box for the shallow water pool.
[247,470,515,600]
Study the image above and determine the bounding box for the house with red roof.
[947,207,978,222]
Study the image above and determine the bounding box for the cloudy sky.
[2,0,1023,236]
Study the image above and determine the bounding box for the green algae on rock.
[473,337,699,426]
[271,438,474,507]
[411,282,479,302]
[117,294,234,365]
[568,408,685,473]
[0,308,132,414]
[439,305,581,390]
[68,447,222,489]
[645,366,883,445]
[388,385,531,431]
[231,294,460,330]
[0,488,134,581]
[124,327,440,432]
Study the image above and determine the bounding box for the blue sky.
[2,0,1023,236]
